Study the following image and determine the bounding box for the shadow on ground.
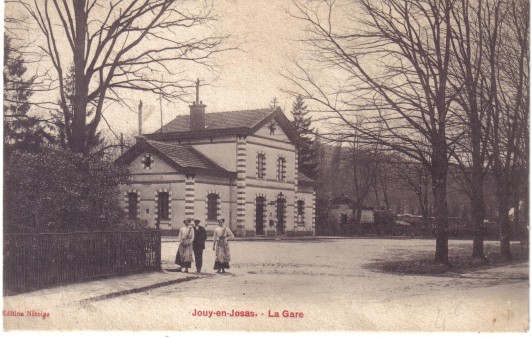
[364,242,529,276]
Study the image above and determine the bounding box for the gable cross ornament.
[268,121,277,135]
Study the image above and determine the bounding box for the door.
[256,197,265,235]
[276,196,286,235]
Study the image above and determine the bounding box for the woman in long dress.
[176,218,195,273]
[212,218,234,273]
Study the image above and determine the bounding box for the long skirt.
[213,240,230,270]
[175,243,193,268]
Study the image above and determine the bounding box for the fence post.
[155,230,162,270]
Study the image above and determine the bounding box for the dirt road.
[3,239,528,331]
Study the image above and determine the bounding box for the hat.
[194,219,201,224]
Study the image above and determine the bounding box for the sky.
[134,0,309,136]
[4,0,311,140]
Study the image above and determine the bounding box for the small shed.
[330,195,374,225]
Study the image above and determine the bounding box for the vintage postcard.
[2,0,529,333]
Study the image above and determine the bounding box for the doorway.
[256,196,266,235]
[276,195,286,235]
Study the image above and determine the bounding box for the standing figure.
[213,218,234,273]
[175,218,195,273]
[192,219,207,273]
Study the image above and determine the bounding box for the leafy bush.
[4,146,130,232]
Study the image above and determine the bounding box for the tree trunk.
[72,0,88,154]
[417,192,426,226]
[455,0,486,260]
[520,192,529,245]
[422,190,429,228]
[381,172,390,211]
[432,147,449,265]
[373,175,380,207]
[470,166,485,259]
[354,208,362,226]
[497,178,512,260]
[512,190,521,240]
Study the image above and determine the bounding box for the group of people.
[175,218,235,273]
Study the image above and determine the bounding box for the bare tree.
[19,0,231,154]
[446,0,528,260]
[447,0,501,259]
[487,0,529,259]
[344,123,378,230]
[286,0,460,263]
[371,153,391,212]
[389,160,432,228]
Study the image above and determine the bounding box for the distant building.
[330,195,375,226]
[117,83,315,236]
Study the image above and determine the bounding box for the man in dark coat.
[192,219,207,273]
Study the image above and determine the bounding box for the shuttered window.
[277,156,286,181]
[257,153,266,178]
[158,192,169,220]
[128,192,138,220]
[207,193,218,221]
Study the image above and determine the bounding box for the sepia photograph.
[2,0,529,332]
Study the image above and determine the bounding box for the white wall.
[190,136,237,172]
[121,118,316,236]
[253,119,291,142]
[242,121,299,234]
[129,153,175,174]
[194,175,233,232]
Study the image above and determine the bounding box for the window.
[207,193,218,221]
[277,156,286,181]
[158,192,169,220]
[142,154,153,170]
[257,153,266,178]
[127,192,138,220]
[297,200,304,223]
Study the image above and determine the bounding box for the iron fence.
[3,230,161,293]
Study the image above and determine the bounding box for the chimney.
[138,100,143,136]
[189,78,206,131]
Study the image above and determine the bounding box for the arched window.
[207,193,219,221]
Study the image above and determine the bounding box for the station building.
[117,87,315,236]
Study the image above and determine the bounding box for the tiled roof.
[331,194,353,205]
[146,139,232,173]
[298,172,315,183]
[155,109,274,134]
